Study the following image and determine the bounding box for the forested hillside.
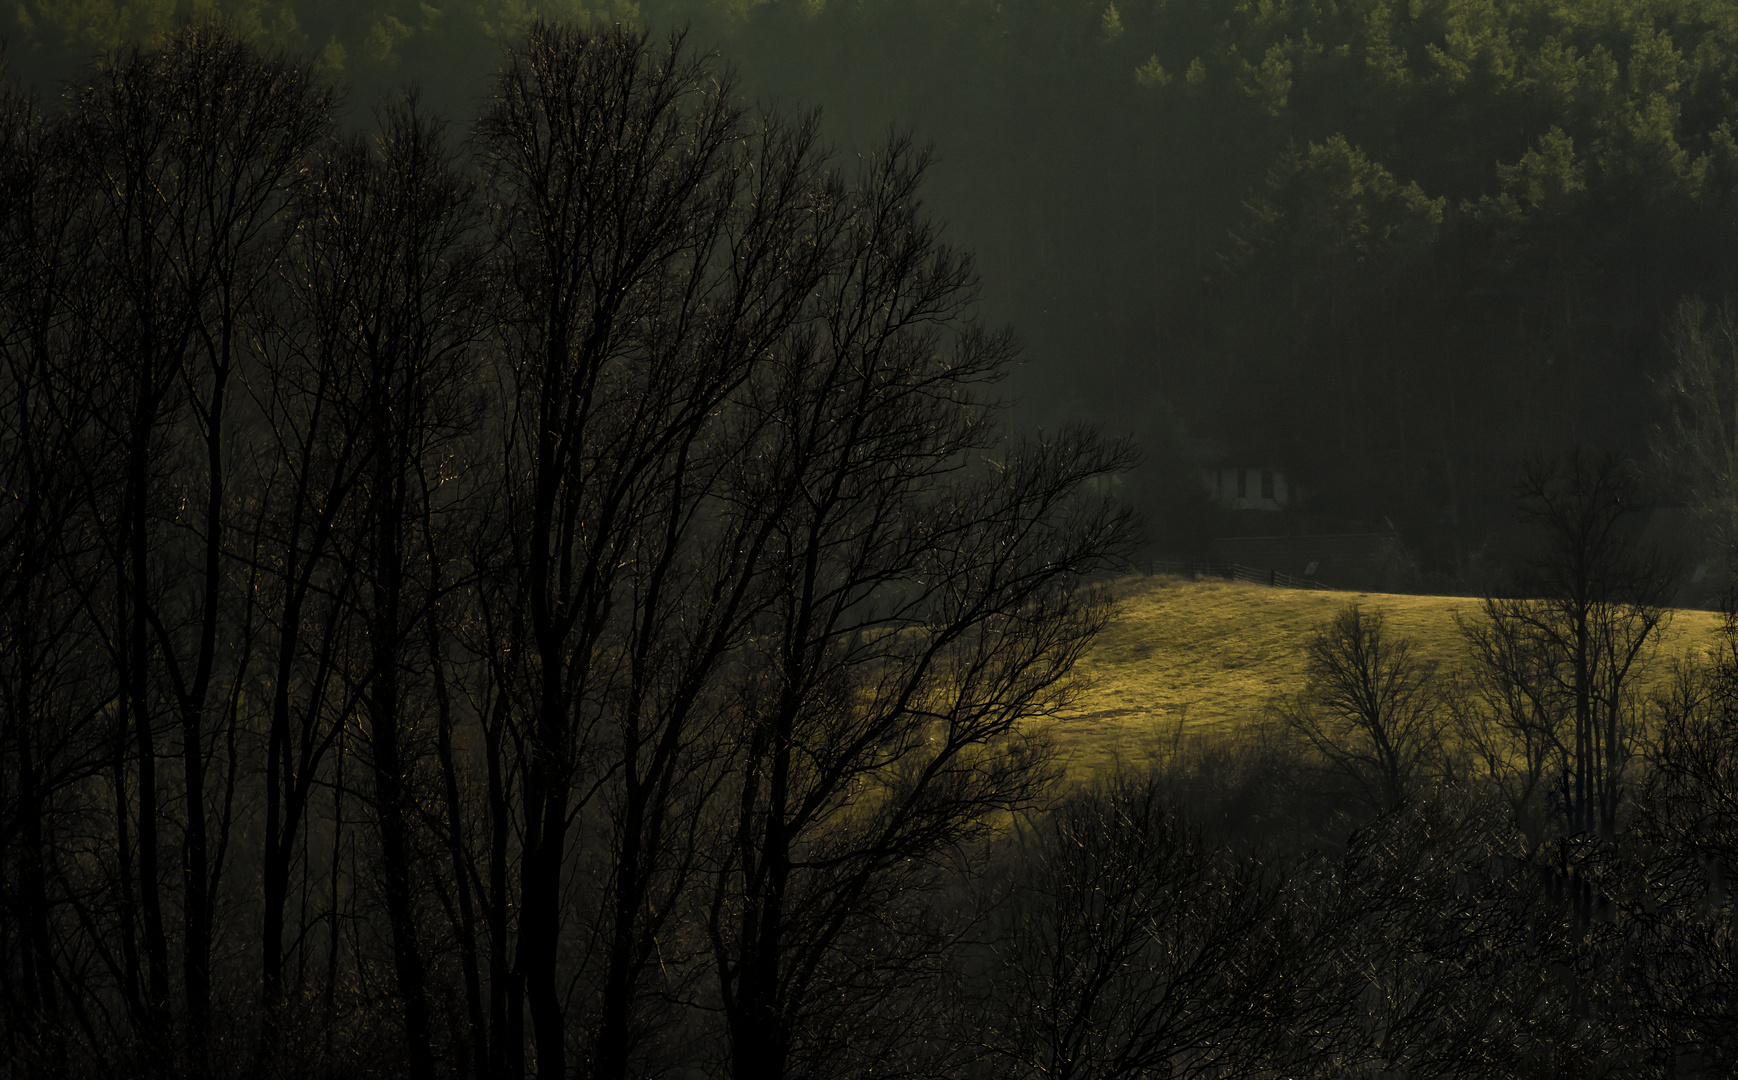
[717,0,1738,573]
[9,0,1732,574]
[12,7,1738,1080]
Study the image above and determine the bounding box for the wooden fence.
[1147,560,1325,591]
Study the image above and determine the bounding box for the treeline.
[0,22,1137,1078]
[1149,0,1738,567]
[710,0,1738,569]
[10,0,1737,571]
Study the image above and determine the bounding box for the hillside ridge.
[1055,575,1727,780]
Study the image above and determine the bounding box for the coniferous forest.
[14,0,1738,568]
[10,5,1738,1080]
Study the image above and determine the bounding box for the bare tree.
[982,772,1318,1080]
[1654,296,1738,567]
[1642,620,1738,880]
[249,108,378,1047]
[0,65,118,1079]
[1278,602,1443,811]
[1630,610,1738,1073]
[0,22,1142,1078]
[474,22,845,1077]
[1316,793,1598,1078]
[266,97,489,1079]
[66,28,330,1074]
[1482,451,1671,837]
[1450,610,1570,847]
[704,137,1136,1080]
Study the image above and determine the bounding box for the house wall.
[1203,467,1288,512]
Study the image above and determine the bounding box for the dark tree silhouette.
[1278,602,1444,811]
[1631,610,1738,1072]
[60,27,328,1076]
[0,22,1143,1080]
[1483,452,1672,836]
[1317,795,1597,1078]
[473,22,859,1078]
[0,64,116,1080]
[268,98,489,1079]
[982,772,1315,1080]
[703,139,1135,1080]
[1452,604,1572,848]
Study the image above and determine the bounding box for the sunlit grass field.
[1049,574,1729,782]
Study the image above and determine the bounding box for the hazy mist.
[8,0,1733,579]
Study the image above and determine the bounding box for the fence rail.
[1147,559,1325,590]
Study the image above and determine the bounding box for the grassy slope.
[1050,575,1728,781]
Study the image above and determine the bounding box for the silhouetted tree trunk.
[707,138,1136,1080]
[342,102,486,1080]
[1488,452,1671,836]
[71,29,329,1072]
[475,23,840,1077]
[256,161,374,1036]
[423,491,488,1078]
[0,70,112,1077]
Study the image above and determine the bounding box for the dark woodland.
[19,0,1738,575]
[7,7,1738,1080]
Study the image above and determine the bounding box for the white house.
[1202,466,1289,511]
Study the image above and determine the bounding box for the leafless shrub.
[1277,603,1445,812]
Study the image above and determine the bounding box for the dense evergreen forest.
[12,5,1738,1080]
[11,0,1738,573]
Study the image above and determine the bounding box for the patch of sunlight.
[1050,574,1727,784]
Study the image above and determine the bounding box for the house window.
[1261,470,1274,500]
[1237,470,1247,498]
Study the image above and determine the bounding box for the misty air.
[0,2,1734,1078]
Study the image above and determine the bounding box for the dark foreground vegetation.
[0,21,1138,1078]
[7,19,1738,1080]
